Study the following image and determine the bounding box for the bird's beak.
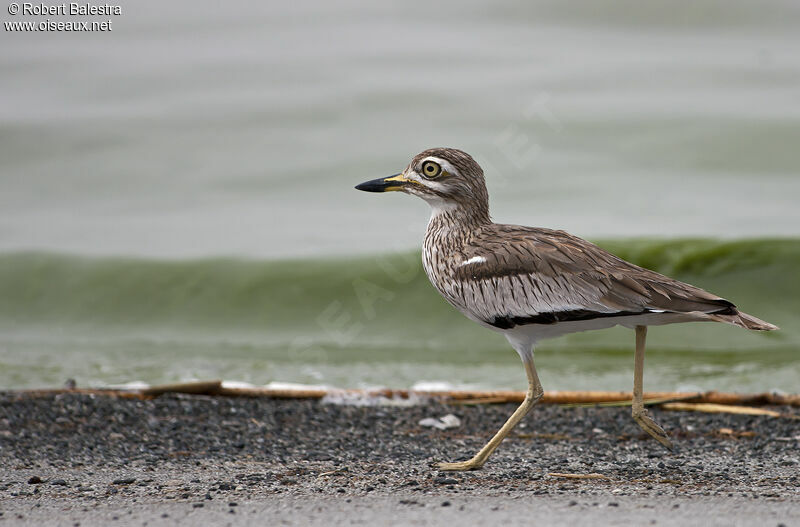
[355,173,411,193]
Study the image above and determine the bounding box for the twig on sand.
[318,468,349,477]
[716,428,758,437]
[660,402,783,417]
[17,382,800,409]
[450,397,513,405]
[141,381,223,397]
[560,393,702,408]
[548,472,611,480]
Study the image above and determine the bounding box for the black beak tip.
[355,177,391,193]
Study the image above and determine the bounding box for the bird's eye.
[421,161,442,179]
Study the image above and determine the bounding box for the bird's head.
[356,148,490,221]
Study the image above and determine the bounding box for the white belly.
[504,312,703,345]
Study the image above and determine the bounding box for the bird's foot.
[633,410,674,450]
[435,459,485,471]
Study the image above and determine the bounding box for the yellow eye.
[421,161,442,179]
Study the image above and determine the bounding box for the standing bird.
[355,147,778,471]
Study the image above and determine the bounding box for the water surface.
[1,1,798,390]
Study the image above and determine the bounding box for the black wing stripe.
[489,309,645,329]
[488,303,737,330]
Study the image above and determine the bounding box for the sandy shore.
[1,392,798,525]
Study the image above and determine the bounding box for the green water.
[1,239,797,391]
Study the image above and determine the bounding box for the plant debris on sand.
[0,393,798,525]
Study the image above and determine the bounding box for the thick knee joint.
[528,386,544,404]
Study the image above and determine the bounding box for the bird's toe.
[436,460,484,471]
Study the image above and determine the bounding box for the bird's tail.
[709,310,779,331]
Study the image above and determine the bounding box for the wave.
[0,238,797,353]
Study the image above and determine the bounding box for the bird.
[355,147,778,471]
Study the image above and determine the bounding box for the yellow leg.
[437,349,543,471]
[632,325,673,450]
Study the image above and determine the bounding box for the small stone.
[419,414,461,430]
[51,479,68,486]
[27,476,43,485]
[192,503,204,508]
[435,477,459,485]
[441,501,451,507]
[112,478,136,485]
[608,502,619,507]
[228,502,238,507]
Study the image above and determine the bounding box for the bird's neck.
[425,203,491,249]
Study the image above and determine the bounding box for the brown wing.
[452,225,735,327]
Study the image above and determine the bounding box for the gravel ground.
[0,392,798,526]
